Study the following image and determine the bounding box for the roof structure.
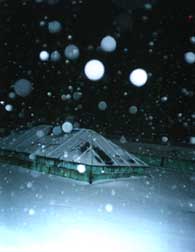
[0,125,148,167]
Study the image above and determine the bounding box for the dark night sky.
[0,0,194,144]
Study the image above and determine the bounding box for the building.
[0,125,148,183]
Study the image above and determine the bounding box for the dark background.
[0,0,194,144]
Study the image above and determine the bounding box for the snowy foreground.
[0,164,195,252]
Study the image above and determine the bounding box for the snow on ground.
[0,164,195,252]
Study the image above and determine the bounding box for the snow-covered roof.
[0,125,148,167]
